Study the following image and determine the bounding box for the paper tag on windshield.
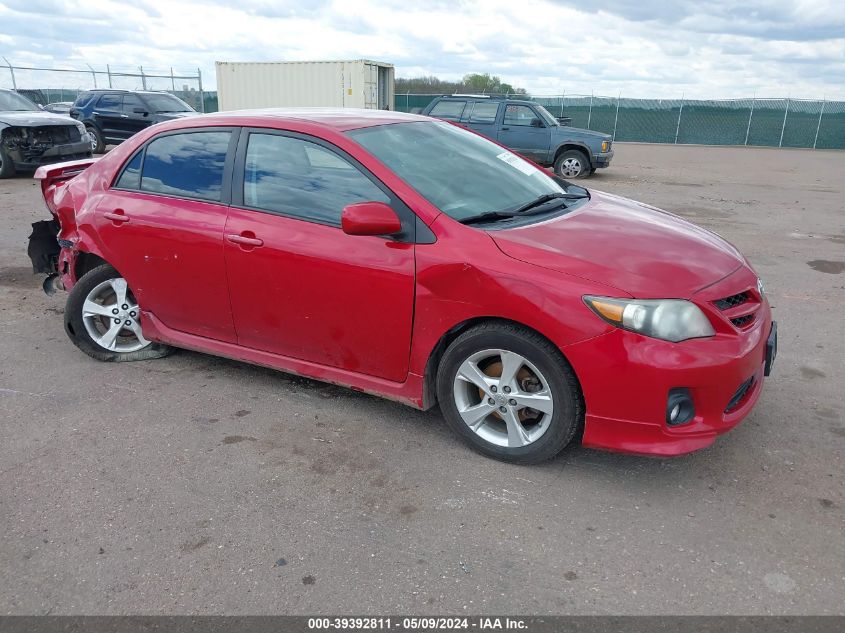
[496,151,536,176]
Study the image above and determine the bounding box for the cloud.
[0,0,842,99]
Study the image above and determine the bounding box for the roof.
[196,108,429,131]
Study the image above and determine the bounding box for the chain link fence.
[0,61,213,113]
[395,94,845,150]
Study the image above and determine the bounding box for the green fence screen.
[394,94,845,150]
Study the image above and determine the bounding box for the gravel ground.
[0,142,843,615]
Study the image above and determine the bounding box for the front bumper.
[11,138,92,171]
[593,150,613,168]
[563,288,773,456]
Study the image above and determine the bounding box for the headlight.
[601,140,610,152]
[584,296,715,342]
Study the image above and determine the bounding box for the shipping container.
[215,60,395,111]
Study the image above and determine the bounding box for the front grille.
[714,291,749,310]
[725,376,755,413]
[730,314,755,328]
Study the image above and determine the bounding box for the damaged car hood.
[0,110,78,127]
[489,189,745,299]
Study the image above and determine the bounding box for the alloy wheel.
[81,277,150,353]
[452,348,554,448]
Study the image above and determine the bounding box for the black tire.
[86,124,105,154]
[0,145,15,179]
[553,149,591,179]
[436,322,583,464]
[64,264,172,362]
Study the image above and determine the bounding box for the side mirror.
[133,107,149,116]
[530,118,543,128]
[341,201,402,237]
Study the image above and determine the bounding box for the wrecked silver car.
[0,89,92,178]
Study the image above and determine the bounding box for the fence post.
[779,98,790,148]
[612,92,620,141]
[86,64,98,89]
[139,66,147,90]
[674,93,684,144]
[813,98,826,150]
[106,64,113,88]
[3,57,16,90]
[197,68,204,113]
[171,67,176,92]
[744,96,755,146]
[587,91,593,129]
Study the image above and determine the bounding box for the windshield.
[142,93,194,113]
[348,121,572,222]
[0,91,39,112]
[534,105,559,127]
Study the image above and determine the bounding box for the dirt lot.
[1,143,843,615]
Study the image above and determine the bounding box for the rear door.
[462,101,501,140]
[95,128,238,343]
[497,103,552,162]
[223,129,416,382]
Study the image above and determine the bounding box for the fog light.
[666,388,695,426]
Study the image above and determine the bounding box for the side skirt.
[141,311,426,409]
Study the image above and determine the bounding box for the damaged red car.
[29,109,777,464]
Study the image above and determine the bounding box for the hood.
[0,110,79,127]
[552,125,610,142]
[490,190,744,299]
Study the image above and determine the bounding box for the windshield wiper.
[510,192,587,215]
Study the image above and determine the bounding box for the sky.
[1,0,844,99]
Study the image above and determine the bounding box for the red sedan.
[29,109,776,464]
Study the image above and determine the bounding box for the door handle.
[120,114,129,118]
[501,126,510,130]
[226,233,264,248]
[104,210,130,224]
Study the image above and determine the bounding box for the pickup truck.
[421,95,613,178]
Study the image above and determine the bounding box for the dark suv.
[70,90,197,153]
[422,95,613,178]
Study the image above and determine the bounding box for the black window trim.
[110,126,240,205]
[231,127,428,244]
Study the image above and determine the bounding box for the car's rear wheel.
[554,150,591,179]
[0,145,15,179]
[86,125,105,154]
[65,264,172,362]
[436,322,583,464]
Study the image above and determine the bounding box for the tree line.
[395,73,528,95]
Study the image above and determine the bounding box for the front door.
[120,93,152,139]
[94,129,238,343]
[224,130,416,382]
[497,104,551,162]
[91,93,125,144]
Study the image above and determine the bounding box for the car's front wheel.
[554,150,591,179]
[64,264,172,362]
[436,322,583,464]
[86,125,105,154]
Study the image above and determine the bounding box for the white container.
[215,60,395,111]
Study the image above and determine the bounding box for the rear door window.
[467,102,500,124]
[96,94,122,110]
[139,131,232,202]
[428,100,466,121]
